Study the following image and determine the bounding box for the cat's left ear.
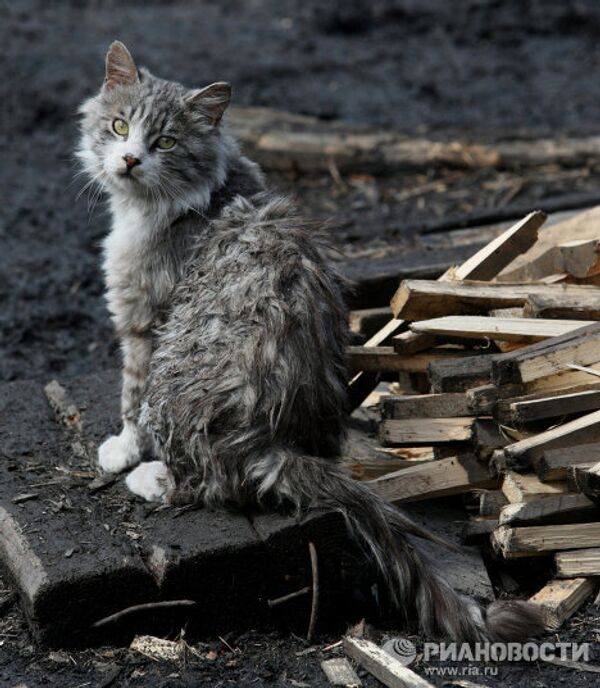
[184,82,231,125]
[104,41,139,90]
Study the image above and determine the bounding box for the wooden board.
[347,346,472,373]
[369,454,497,503]
[534,444,600,482]
[503,409,600,468]
[493,522,600,558]
[529,577,597,630]
[555,548,600,578]
[499,494,598,526]
[391,280,600,321]
[501,472,568,504]
[381,393,471,420]
[524,291,600,320]
[379,418,475,446]
[429,355,494,393]
[501,389,600,424]
[493,322,600,385]
[411,315,592,343]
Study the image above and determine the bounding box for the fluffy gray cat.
[78,41,543,641]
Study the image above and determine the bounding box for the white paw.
[98,425,140,474]
[125,461,171,502]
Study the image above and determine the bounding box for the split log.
[411,315,591,344]
[534,444,600,482]
[391,280,600,321]
[378,418,475,446]
[529,578,597,630]
[501,472,568,503]
[381,393,472,419]
[555,548,600,578]
[499,494,598,526]
[492,522,600,558]
[369,453,497,503]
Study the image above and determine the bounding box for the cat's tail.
[245,448,545,642]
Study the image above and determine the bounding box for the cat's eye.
[112,118,129,136]
[155,136,176,150]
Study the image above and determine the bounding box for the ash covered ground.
[2,1,600,686]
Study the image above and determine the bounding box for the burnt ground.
[2,0,600,685]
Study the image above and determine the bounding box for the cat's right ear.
[104,41,139,90]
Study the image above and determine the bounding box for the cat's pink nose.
[123,154,141,169]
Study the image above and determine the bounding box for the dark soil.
[2,0,600,685]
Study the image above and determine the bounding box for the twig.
[267,586,311,608]
[92,599,196,628]
[306,541,319,643]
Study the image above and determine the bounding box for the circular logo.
[382,637,417,666]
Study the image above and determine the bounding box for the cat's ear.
[184,82,231,125]
[104,41,139,90]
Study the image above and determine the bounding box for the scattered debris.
[130,634,182,662]
[321,657,362,687]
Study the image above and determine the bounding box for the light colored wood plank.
[411,315,592,343]
[493,522,600,558]
[529,577,597,630]
[452,210,545,281]
[343,636,434,688]
[379,418,475,446]
[321,657,362,687]
[501,472,568,503]
[391,279,600,321]
[555,548,600,578]
[369,454,497,503]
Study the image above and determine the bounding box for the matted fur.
[79,41,545,642]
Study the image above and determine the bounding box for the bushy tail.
[247,449,545,642]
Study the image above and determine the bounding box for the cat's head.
[78,41,233,206]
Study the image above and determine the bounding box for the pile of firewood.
[348,207,600,633]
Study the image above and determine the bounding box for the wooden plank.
[497,206,600,282]
[555,548,600,578]
[349,213,546,408]
[534,444,600,482]
[429,354,494,393]
[381,393,471,419]
[392,330,437,355]
[493,522,600,558]
[451,210,545,281]
[567,463,596,491]
[343,636,434,688]
[503,409,600,467]
[502,389,600,424]
[499,494,598,526]
[529,578,597,630]
[479,490,509,517]
[572,460,600,497]
[347,346,472,373]
[466,384,498,415]
[391,280,600,321]
[493,322,600,385]
[411,316,592,343]
[321,657,362,687]
[501,472,567,503]
[379,418,475,446]
[369,453,497,503]
[349,307,392,338]
[524,291,600,320]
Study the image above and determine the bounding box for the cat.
[78,41,544,641]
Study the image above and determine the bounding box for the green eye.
[155,136,176,150]
[112,118,129,136]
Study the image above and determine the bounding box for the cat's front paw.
[98,426,141,474]
[125,461,171,502]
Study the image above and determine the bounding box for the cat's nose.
[123,154,141,169]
